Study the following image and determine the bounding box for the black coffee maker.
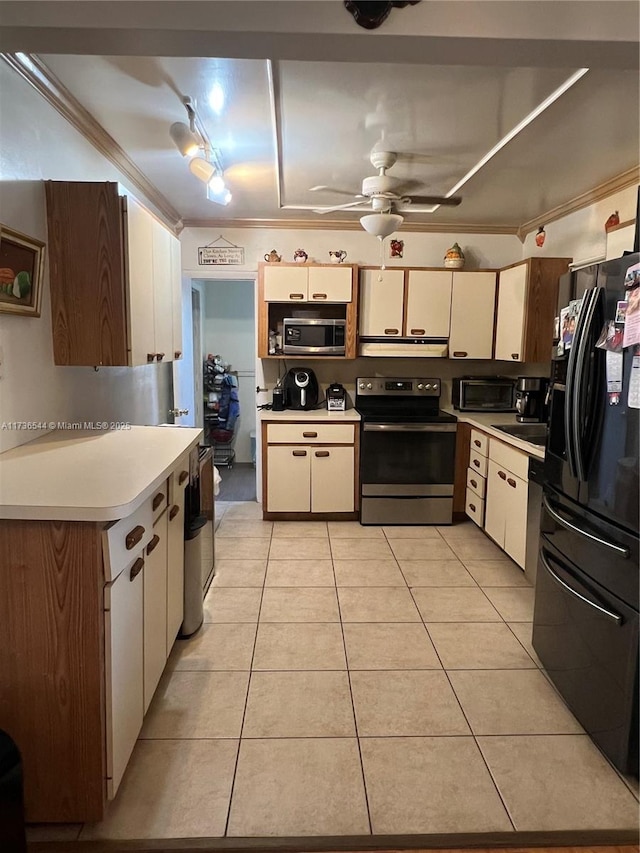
[515,376,549,422]
[283,368,319,410]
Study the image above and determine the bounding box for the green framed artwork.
[0,224,45,317]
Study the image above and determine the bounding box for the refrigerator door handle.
[540,549,623,626]
[543,494,630,558]
[571,287,601,482]
[564,288,592,478]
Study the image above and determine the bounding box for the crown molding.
[180,217,520,235]
[517,166,639,241]
[1,52,183,233]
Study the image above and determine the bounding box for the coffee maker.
[283,368,319,410]
[515,377,549,423]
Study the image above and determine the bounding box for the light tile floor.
[59,501,639,840]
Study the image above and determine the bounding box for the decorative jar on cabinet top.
[444,242,465,269]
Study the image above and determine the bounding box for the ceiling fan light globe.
[360,213,403,238]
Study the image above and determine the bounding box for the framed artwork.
[0,224,45,317]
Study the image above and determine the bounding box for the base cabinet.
[484,440,529,568]
[143,511,168,713]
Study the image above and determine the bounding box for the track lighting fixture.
[169,121,200,158]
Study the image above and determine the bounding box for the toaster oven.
[452,376,517,412]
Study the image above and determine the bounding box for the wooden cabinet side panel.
[523,258,571,361]
[0,520,106,822]
[45,181,128,366]
[453,422,472,516]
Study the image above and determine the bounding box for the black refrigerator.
[532,252,639,776]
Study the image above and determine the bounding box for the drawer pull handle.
[179,470,189,485]
[152,492,165,511]
[174,351,182,359]
[302,432,318,438]
[410,328,425,335]
[384,328,399,335]
[474,439,481,447]
[147,353,156,363]
[312,293,327,300]
[169,504,180,520]
[146,534,160,555]
[289,293,305,300]
[130,557,144,581]
[292,450,307,457]
[498,470,507,481]
[469,503,476,513]
[507,477,517,488]
[125,525,145,550]
[315,450,330,457]
[511,353,520,360]
[470,479,478,488]
[156,353,165,362]
[473,459,480,468]
[453,351,468,358]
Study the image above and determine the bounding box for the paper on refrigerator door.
[622,263,640,348]
[628,348,640,409]
[606,350,623,404]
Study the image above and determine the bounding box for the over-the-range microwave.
[452,376,517,412]
[283,318,346,355]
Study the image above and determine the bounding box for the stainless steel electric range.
[355,377,457,525]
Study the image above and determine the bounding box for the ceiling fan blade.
[313,200,370,214]
[309,185,362,198]
[407,195,462,207]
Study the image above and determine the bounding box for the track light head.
[169,121,200,157]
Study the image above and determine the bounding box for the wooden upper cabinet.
[405,270,452,337]
[495,257,571,362]
[45,181,182,367]
[449,271,497,359]
[359,268,404,336]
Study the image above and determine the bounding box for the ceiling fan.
[309,149,462,215]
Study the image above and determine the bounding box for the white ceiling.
[3,1,637,232]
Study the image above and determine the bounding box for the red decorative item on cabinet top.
[535,226,546,248]
[605,211,620,232]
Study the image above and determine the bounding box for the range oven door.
[359,422,456,525]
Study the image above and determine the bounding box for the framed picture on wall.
[0,224,45,317]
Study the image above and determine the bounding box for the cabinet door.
[104,555,144,799]
[311,446,354,512]
[170,234,183,360]
[503,471,528,568]
[359,269,404,336]
[405,270,452,337]
[484,459,507,548]
[267,446,311,512]
[166,488,185,654]
[152,221,174,363]
[495,263,527,361]
[125,196,156,366]
[308,266,352,302]
[144,512,168,713]
[263,266,308,302]
[449,271,496,359]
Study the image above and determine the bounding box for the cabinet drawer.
[267,423,354,444]
[103,499,153,582]
[465,488,485,527]
[470,429,488,457]
[151,481,168,521]
[466,467,486,499]
[488,438,529,480]
[468,451,488,478]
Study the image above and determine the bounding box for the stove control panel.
[356,377,441,397]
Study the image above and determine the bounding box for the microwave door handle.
[540,549,623,626]
[572,287,601,482]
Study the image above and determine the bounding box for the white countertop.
[259,408,361,422]
[0,425,202,522]
[441,406,545,460]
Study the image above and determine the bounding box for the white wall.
[0,62,173,452]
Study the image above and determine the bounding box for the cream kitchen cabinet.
[359,268,452,338]
[262,262,354,302]
[166,460,189,654]
[495,257,571,362]
[45,181,183,367]
[262,421,358,518]
[465,428,489,527]
[143,510,168,713]
[484,438,529,568]
[405,270,452,337]
[359,268,405,336]
[449,271,497,359]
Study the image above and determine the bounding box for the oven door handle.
[363,423,457,433]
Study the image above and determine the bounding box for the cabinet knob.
[302,431,318,438]
[179,470,189,485]
[507,477,517,488]
[312,293,327,300]
[146,534,161,555]
[315,450,330,457]
[410,328,425,335]
[152,492,165,511]
[289,293,305,300]
[498,470,507,481]
[453,351,468,358]
[384,328,399,335]
[147,353,156,363]
[473,459,480,468]
[125,525,145,550]
[469,503,476,513]
[292,450,307,457]
[511,353,520,360]
[156,353,165,361]
[169,504,180,520]
[470,479,478,488]
[129,557,144,581]
[174,351,182,359]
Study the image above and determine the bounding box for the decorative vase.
[444,242,465,269]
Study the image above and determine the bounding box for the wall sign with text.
[198,245,245,265]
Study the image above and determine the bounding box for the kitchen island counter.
[0,425,202,521]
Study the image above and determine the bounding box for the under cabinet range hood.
[359,337,448,358]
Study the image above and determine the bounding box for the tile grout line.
[330,529,374,836]
[222,515,273,837]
